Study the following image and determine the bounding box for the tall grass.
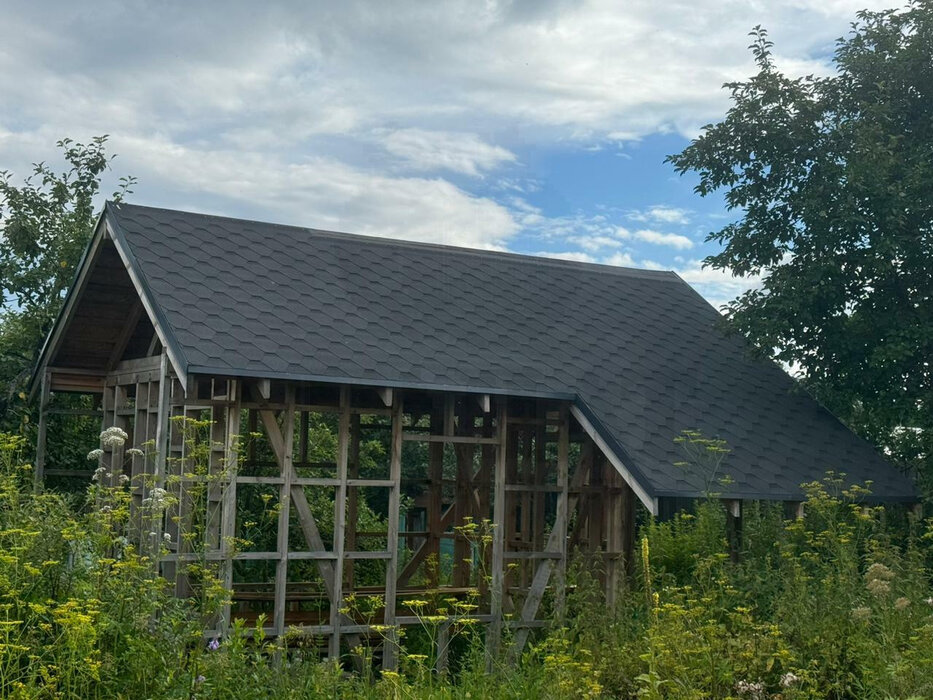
[2,431,932,698]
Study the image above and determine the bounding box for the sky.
[0,0,895,308]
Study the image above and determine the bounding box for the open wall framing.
[36,354,640,665]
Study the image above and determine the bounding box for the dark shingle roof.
[106,202,916,503]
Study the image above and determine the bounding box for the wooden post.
[724,499,742,563]
[554,405,569,621]
[345,413,361,589]
[219,379,240,635]
[487,398,507,668]
[273,386,296,637]
[428,399,444,586]
[383,392,403,669]
[329,387,350,658]
[33,369,51,492]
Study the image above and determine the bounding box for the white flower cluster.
[780,672,800,688]
[735,680,764,698]
[143,487,169,511]
[91,465,109,482]
[100,426,129,448]
[87,448,104,461]
[126,447,145,458]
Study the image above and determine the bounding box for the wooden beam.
[256,378,271,400]
[219,380,241,635]
[273,387,295,636]
[105,220,188,391]
[487,399,507,668]
[329,387,350,658]
[33,370,51,491]
[106,298,143,370]
[383,393,404,669]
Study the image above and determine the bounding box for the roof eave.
[104,203,189,390]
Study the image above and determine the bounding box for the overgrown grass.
[2,431,932,698]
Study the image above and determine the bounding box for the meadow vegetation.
[1,428,932,699]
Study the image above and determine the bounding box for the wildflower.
[100,505,112,514]
[866,562,895,582]
[100,426,129,447]
[207,638,220,651]
[119,474,129,485]
[87,449,104,461]
[196,675,206,684]
[925,597,933,606]
[895,597,911,611]
[780,672,800,687]
[143,487,169,510]
[735,680,765,698]
[867,578,891,597]
[126,448,144,457]
[851,606,871,622]
[163,533,172,543]
[91,465,107,482]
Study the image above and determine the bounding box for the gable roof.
[48,201,918,506]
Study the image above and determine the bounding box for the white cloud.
[537,251,598,263]
[0,0,893,312]
[617,227,694,249]
[118,135,517,249]
[628,205,691,225]
[603,252,637,267]
[670,259,761,310]
[378,128,516,176]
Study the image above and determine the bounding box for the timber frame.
[30,201,918,665]
[36,356,640,665]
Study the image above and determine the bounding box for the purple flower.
[207,638,220,651]
[195,675,206,684]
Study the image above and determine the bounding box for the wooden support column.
[554,405,570,621]
[273,386,297,637]
[724,499,742,563]
[345,413,361,589]
[219,379,240,635]
[33,369,51,492]
[329,387,350,658]
[487,398,507,667]
[453,398,475,587]
[427,399,444,586]
[383,392,403,669]
[604,469,624,605]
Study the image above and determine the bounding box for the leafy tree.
[667,3,933,489]
[0,136,134,424]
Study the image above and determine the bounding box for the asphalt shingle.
[106,202,916,503]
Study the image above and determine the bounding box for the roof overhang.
[29,205,189,398]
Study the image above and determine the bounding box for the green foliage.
[667,3,933,491]
[7,424,933,697]
[0,136,134,427]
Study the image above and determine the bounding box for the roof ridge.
[108,201,682,282]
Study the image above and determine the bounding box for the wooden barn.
[31,202,915,663]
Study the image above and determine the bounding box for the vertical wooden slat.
[33,369,51,491]
[488,398,507,667]
[345,413,361,589]
[554,404,570,621]
[329,387,350,658]
[382,391,403,669]
[273,386,296,636]
[219,379,240,635]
